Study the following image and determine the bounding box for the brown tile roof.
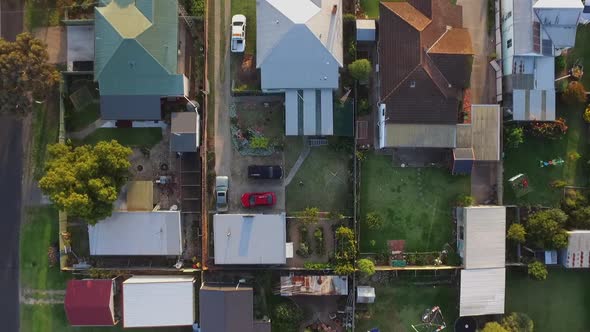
[428,28,474,54]
[381,2,431,31]
[378,0,472,124]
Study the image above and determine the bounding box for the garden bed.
[229,102,284,156]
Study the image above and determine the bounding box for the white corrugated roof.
[512,89,556,121]
[214,214,287,265]
[460,268,506,317]
[123,276,194,328]
[463,206,506,269]
[565,231,590,268]
[284,88,334,136]
[88,211,182,256]
[257,0,342,90]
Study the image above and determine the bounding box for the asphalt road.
[0,117,23,332]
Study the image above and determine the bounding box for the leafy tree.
[357,258,376,277]
[334,262,355,275]
[39,141,132,224]
[505,126,524,149]
[456,194,475,207]
[273,302,303,332]
[348,59,372,81]
[584,105,590,123]
[561,189,587,214]
[562,81,587,105]
[507,224,526,243]
[569,207,590,229]
[526,209,568,249]
[501,312,534,332]
[481,322,508,332]
[250,136,269,149]
[365,212,383,230]
[300,207,320,224]
[0,32,60,114]
[528,261,548,280]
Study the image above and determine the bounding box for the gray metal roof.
[171,112,199,152]
[285,89,333,136]
[257,0,342,90]
[100,95,161,120]
[67,25,95,64]
[88,211,182,256]
[199,284,254,332]
[213,214,286,265]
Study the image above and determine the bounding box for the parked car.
[231,15,246,53]
[241,192,276,208]
[248,165,283,179]
[215,176,229,212]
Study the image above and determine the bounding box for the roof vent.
[275,20,279,24]
[128,61,136,69]
[410,80,416,88]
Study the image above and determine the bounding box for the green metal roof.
[95,0,183,96]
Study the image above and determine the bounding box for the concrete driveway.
[457,0,497,104]
[228,148,286,213]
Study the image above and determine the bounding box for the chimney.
[332,4,337,15]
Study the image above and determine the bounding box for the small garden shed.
[65,279,116,326]
[561,230,590,268]
[356,286,375,303]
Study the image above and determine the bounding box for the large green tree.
[526,209,569,249]
[501,312,534,332]
[39,141,132,224]
[0,32,60,114]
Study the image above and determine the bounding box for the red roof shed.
[65,279,116,326]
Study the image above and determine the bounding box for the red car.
[241,192,276,208]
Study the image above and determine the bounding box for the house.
[377,0,473,149]
[94,0,189,120]
[561,230,590,268]
[456,206,506,317]
[213,214,287,265]
[64,279,116,326]
[122,276,195,328]
[500,0,583,121]
[257,0,342,136]
[199,283,271,332]
[88,211,182,256]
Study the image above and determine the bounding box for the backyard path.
[213,0,232,177]
[284,139,310,186]
[68,119,106,140]
[20,288,66,305]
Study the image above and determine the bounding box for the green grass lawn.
[359,153,470,252]
[506,268,590,332]
[20,206,69,291]
[32,95,60,179]
[567,25,590,89]
[231,0,256,56]
[25,0,60,30]
[284,137,304,175]
[81,128,163,148]
[355,284,458,332]
[286,146,353,215]
[503,102,589,206]
[65,102,100,133]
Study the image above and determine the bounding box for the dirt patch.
[33,26,66,64]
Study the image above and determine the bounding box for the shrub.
[250,136,269,149]
[456,194,475,207]
[358,98,371,115]
[507,224,526,243]
[357,258,376,277]
[334,262,355,275]
[481,322,508,332]
[568,151,581,161]
[556,55,566,73]
[561,189,587,213]
[501,312,534,332]
[526,208,569,249]
[343,13,356,22]
[365,212,384,230]
[569,207,590,229]
[347,39,356,59]
[530,118,568,139]
[300,207,320,224]
[296,242,312,258]
[304,262,332,270]
[562,81,587,105]
[348,59,372,81]
[528,261,548,280]
[551,179,567,188]
[505,126,524,149]
[314,227,325,255]
[273,302,303,332]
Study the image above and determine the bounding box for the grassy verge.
[230,0,256,56]
[359,153,470,252]
[81,128,162,148]
[355,283,458,331]
[24,0,61,31]
[506,268,590,332]
[503,102,589,206]
[32,96,60,179]
[286,146,353,214]
[567,25,590,88]
[20,206,69,291]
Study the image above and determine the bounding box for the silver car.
[215,176,229,212]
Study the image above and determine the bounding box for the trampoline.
[454,317,476,332]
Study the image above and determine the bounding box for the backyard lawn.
[286,146,353,215]
[566,25,590,89]
[506,268,590,332]
[359,153,470,252]
[231,0,256,56]
[503,102,589,206]
[32,95,59,179]
[355,283,458,332]
[65,102,100,132]
[81,128,163,148]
